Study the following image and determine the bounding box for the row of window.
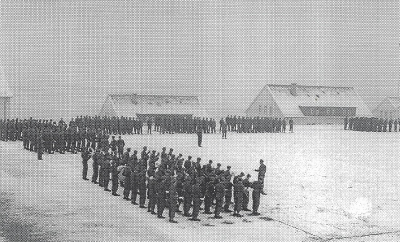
[258,105,273,116]
[299,106,356,117]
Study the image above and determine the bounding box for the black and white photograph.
[0,1,398,241]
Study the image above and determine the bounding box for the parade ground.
[1,125,400,242]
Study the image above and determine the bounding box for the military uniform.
[251,180,263,215]
[81,148,91,180]
[214,179,225,218]
[147,177,157,214]
[190,179,202,221]
[233,180,244,217]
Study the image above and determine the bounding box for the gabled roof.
[101,93,202,117]
[247,84,372,117]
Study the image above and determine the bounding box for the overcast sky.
[1,0,398,119]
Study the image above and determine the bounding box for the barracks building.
[372,97,400,119]
[99,93,202,121]
[245,83,372,125]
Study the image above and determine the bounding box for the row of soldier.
[82,146,267,223]
[222,116,294,133]
[344,117,400,132]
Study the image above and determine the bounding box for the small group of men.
[83,145,267,223]
[223,116,294,134]
[344,116,400,132]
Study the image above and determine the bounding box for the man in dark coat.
[110,154,120,196]
[116,136,125,158]
[203,177,215,214]
[221,120,227,139]
[91,149,100,184]
[147,176,157,214]
[81,147,92,180]
[182,175,193,217]
[255,159,267,194]
[242,174,252,211]
[156,175,167,219]
[251,178,263,216]
[233,178,244,217]
[214,178,225,219]
[197,128,202,147]
[122,165,132,200]
[102,152,111,192]
[190,177,202,221]
[168,176,179,223]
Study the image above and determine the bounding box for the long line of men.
[82,145,267,223]
[223,116,294,133]
[0,116,223,156]
[344,117,400,132]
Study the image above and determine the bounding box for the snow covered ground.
[1,125,400,241]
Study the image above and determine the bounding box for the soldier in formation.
[345,117,400,132]
[80,144,267,224]
[223,116,294,134]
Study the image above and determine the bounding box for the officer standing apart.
[255,159,267,195]
[196,128,202,147]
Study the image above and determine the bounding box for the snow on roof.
[107,94,201,116]
[262,84,372,117]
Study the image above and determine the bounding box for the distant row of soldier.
[82,145,267,223]
[222,116,294,133]
[344,117,400,132]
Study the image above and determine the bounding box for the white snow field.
[1,125,400,241]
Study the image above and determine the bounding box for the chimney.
[290,83,297,96]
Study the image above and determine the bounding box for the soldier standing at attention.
[214,177,225,219]
[168,176,179,223]
[102,152,112,192]
[81,147,92,181]
[242,174,252,211]
[197,128,202,147]
[37,131,44,160]
[182,175,193,217]
[156,175,167,219]
[122,164,132,200]
[289,118,294,133]
[147,118,152,134]
[190,177,202,221]
[110,136,117,153]
[223,169,233,213]
[233,178,244,217]
[147,176,157,214]
[91,149,100,184]
[282,118,287,133]
[250,178,263,216]
[116,136,125,158]
[110,153,120,196]
[221,120,227,139]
